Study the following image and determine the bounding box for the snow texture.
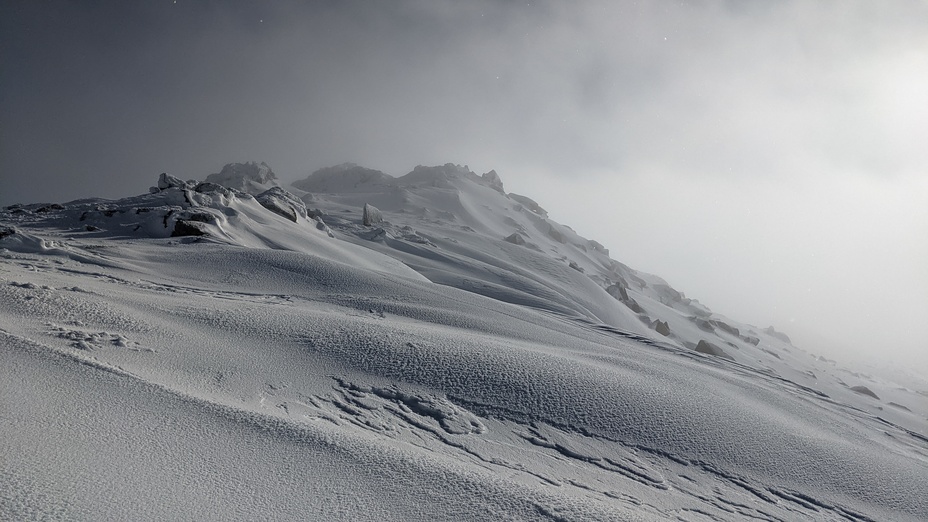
[2,163,927,521]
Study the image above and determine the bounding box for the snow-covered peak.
[292,163,392,193]
[205,161,279,194]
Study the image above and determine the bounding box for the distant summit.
[293,163,391,193]
[205,161,279,194]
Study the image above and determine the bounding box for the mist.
[2,0,926,372]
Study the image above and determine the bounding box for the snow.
[2,164,927,521]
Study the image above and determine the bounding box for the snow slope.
[2,164,926,521]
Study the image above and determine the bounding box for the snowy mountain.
[2,162,926,521]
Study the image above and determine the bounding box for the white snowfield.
[2,163,926,521]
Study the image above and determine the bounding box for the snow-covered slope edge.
[2,164,927,521]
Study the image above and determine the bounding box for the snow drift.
[2,162,926,521]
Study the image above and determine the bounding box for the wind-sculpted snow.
[2,168,928,521]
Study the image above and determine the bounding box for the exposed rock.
[158,173,190,190]
[690,317,715,332]
[481,170,505,193]
[850,385,879,400]
[504,232,526,246]
[888,402,911,412]
[171,220,207,237]
[294,163,391,193]
[651,320,671,336]
[194,182,234,198]
[606,284,629,301]
[740,335,761,346]
[256,187,307,223]
[0,227,16,239]
[695,340,734,361]
[764,326,792,344]
[205,161,278,194]
[588,240,609,256]
[509,193,548,217]
[363,203,383,226]
[568,261,584,273]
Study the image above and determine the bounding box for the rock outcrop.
[504,232,526,245]
[256,187,308,223]
[695,340,734,361]
[363,203,383,226]
[205,161,279,194]
[764,326,792,344]
[850,385,879,400]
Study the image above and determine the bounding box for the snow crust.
[2,164,927,521]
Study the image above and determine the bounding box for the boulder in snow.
[504,232,526,245]
[363,203,383,226]
[256,187,307,223]
[509,193,548,217]
[481,170,505,193]
[695,340,734,361]
[158,173,190,190]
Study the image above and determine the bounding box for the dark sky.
[2,0,927,371]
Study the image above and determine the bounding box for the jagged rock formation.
[363,203,383,226]
[256,187,308,223]
[481,170,505,193]
[652,319,671,336]
[509,193,547,217]
[205,161,279,194]
[504,232,526,245]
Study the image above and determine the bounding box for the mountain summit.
[2,160,926,521]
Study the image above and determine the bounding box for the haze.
[2,0,926,372]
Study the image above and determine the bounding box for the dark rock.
[171,220,207,237]
[568,261,584,273]
[850,385,879,400]
[205,161,278,194]
[363,203,383,226]
[158,173,190,190]
[710,319,740,337]
[695,340,735,361]
[606,284,629,301]
[764,326,792,344]
[504,232,526,245]
[481,170,505,193]
[509,193,548,217]
[35,204,64,213]
[256,187,306,223]
[194,182,234,198]
[651,320,671,336]
[0,227,16,239]
[690,317,715,332]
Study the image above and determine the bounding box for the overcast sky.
[2,0,926,371]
